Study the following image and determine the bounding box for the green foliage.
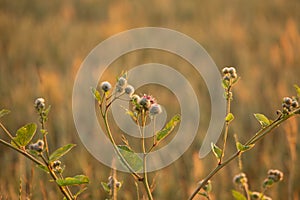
[236,142,254,152]
[91,87,101,102]
[254,113,270,128]
[232,190,247,200]
[101,182,111,193]
[294,84,300,98]
[225,113,234,123]
[156,114,180,142]
[211,143,222,160]
[0,109,10,118]
[49,144,76,162]
[117,145,143,172]
[56,175,89,186]
[12,123,37,147]
[36,164,49,173]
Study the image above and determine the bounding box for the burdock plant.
[0,98,89,200]
[92,72,180,200]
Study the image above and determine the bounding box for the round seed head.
[291,100,299,108]
[34,97,45,110]
[228,67,236,74]
[124,85,135,97]
[139,97,151,109]
[222,67,229,74]
[37,140,44,148]
[283,97,292,105]
[117,77,127,87]
[100,81,112,92]
[149,104,162,116]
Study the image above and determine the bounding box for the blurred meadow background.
[1,0,300,199]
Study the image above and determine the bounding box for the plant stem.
[219,86,232,164]
[141,112,153,200]
[188,108,299,200]
[101,107,142,180]
[40,154,74,200]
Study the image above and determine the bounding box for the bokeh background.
[1,0,300,199]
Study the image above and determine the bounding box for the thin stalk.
[101,107,142,180]
[0,139,44,166]
[40,154,74,200]
[39,113,49,160]
[141,112,153,200]
[188,108,299,200]
[0,122,21,148]
[219,86,232,164]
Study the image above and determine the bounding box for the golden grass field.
[1,0,300,199]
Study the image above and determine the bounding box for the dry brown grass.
[1,0,300,199]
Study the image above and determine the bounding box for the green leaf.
[294,84,300,98]
[117,145,143,172]
[13,123,37,147]
[0,109,10,118]
[36,164,49,173]
[101,182,111,193]
[225,113,234,123]
[156,114,180,142]
[49,144,76,162]
[254,113,270,128]
[74,187,88,198]
[232,190,247,200]
[211,143,222,160]
[222,79,229,89]
[236,142,255,152]
[56,175,89,186]
[91,87,101,102]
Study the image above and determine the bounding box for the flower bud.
[125,85,135,97]
[283,97,292,105]
[222,67,229,74]
[267,169,283,182]
[100,81,112,92]
[149,104,162,116]
[291,100,299,108]
[233,173,248,185]
[34,97,45,110]
[228,67,236,75]
[117,77,127,87]
[139,97,151,109]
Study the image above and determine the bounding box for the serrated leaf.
[91,87,101,102]
[117,145,143,172]
[156,114,180,142]
[236,142,254,152]
[12,123,37,147]
[56,175,89,186]
[254,113,270,128]
[101,182,111,193]
[225,113,234,123]
[0,109,10,118]
[49,144,76,162]
[211,143,222,160]
[232,190,247,200]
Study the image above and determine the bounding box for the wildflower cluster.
[222,66,238,81]
[233,172,248,187]
[51,160,63,173]
[29,139,44,152]
[131,94,162,116]
[263,169,283,188]
[282,96,299,114]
